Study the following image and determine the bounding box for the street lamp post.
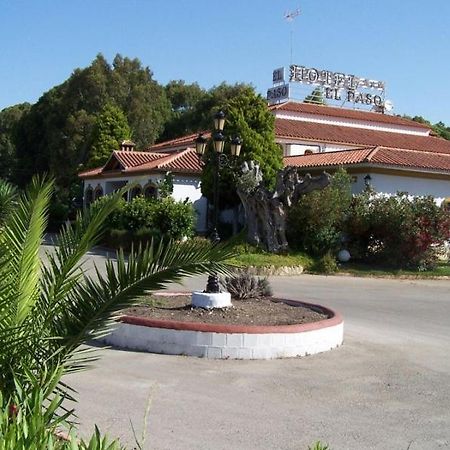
[195,111,242,296]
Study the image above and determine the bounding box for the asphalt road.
[42,245,450,450]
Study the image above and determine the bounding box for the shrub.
[312,251,338,274]
[345,192,450,269]
[287,168,352,256]
[150,197,195,240]
[118,196,154,231]
[221,272,273,299]
[105,196,196,241]
[134,226,161,244]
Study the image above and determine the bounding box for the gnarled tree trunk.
[236,161,331,253]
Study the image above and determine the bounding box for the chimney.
[120,140,136,152]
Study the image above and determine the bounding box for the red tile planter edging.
[120,295,343,334]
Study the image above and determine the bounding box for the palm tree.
[0,179,17,225]
[0,177,235,405]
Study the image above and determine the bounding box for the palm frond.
[0,176,53,325]
[57,238,236,372]
[38,186,129,332]
[0,179,17,225]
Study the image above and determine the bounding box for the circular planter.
[191,291,232,308]
[101,296,344,360]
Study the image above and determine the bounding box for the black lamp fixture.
[230,136,242,157]
[213,131,225,153]
[194,110,242,293]
[195,133,207,155]
[364,174,372,187]
[213,110,225,132]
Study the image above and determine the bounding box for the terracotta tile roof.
[369,147,450,172]
[112,150,168,168]
[150,132,211,151]
[276,119,450,155]
[271,101,431,130]
[285,147,450,173]
[78,167,103,177]
[284,148,376,168]
[79,149,202,179]
[126,148,202,174]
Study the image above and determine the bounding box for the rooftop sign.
[288,64,385,107]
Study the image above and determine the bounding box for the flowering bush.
[345,192,450,269]
[287,168,352,256]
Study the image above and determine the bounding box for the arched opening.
[84,186,94,206]
[144,183,158,200]
[130,185,143,200]
[94,185,103,200]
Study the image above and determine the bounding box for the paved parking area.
[47,246,450,449]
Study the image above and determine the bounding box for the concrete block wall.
[101,317,344,360]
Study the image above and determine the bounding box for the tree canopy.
[0,103,30,180]
[200,86,283,209]
[160,81,253,141]
[11,54,170,188]
[86,103,131,168]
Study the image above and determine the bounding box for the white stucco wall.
[278,138,357,156]
[351,171,450,204]
[171,175,207,232]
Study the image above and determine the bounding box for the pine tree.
[87,103,131,168]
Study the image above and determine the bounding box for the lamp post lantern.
[194,110,242,298]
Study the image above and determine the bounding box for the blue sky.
[2,0,450,124]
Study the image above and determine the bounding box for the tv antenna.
[284,8,301,64]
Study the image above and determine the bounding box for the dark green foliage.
[432,121,450,141]
[150,197,195,240]
[86,103,131,168]
[403,115,450,141]
[312,252,338,274]
[201,86,283,208]
[105,227,161,251]
[287,168,352,255]
[108,196,195,240]
[13,54,170,188]
[0,179,17,225]
[0,103,31,181]
[161,80,206,140]
[345,192,450,269]
[159,81,252,141]
[220,272,273,299]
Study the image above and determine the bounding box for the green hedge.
[100,195,195,249]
